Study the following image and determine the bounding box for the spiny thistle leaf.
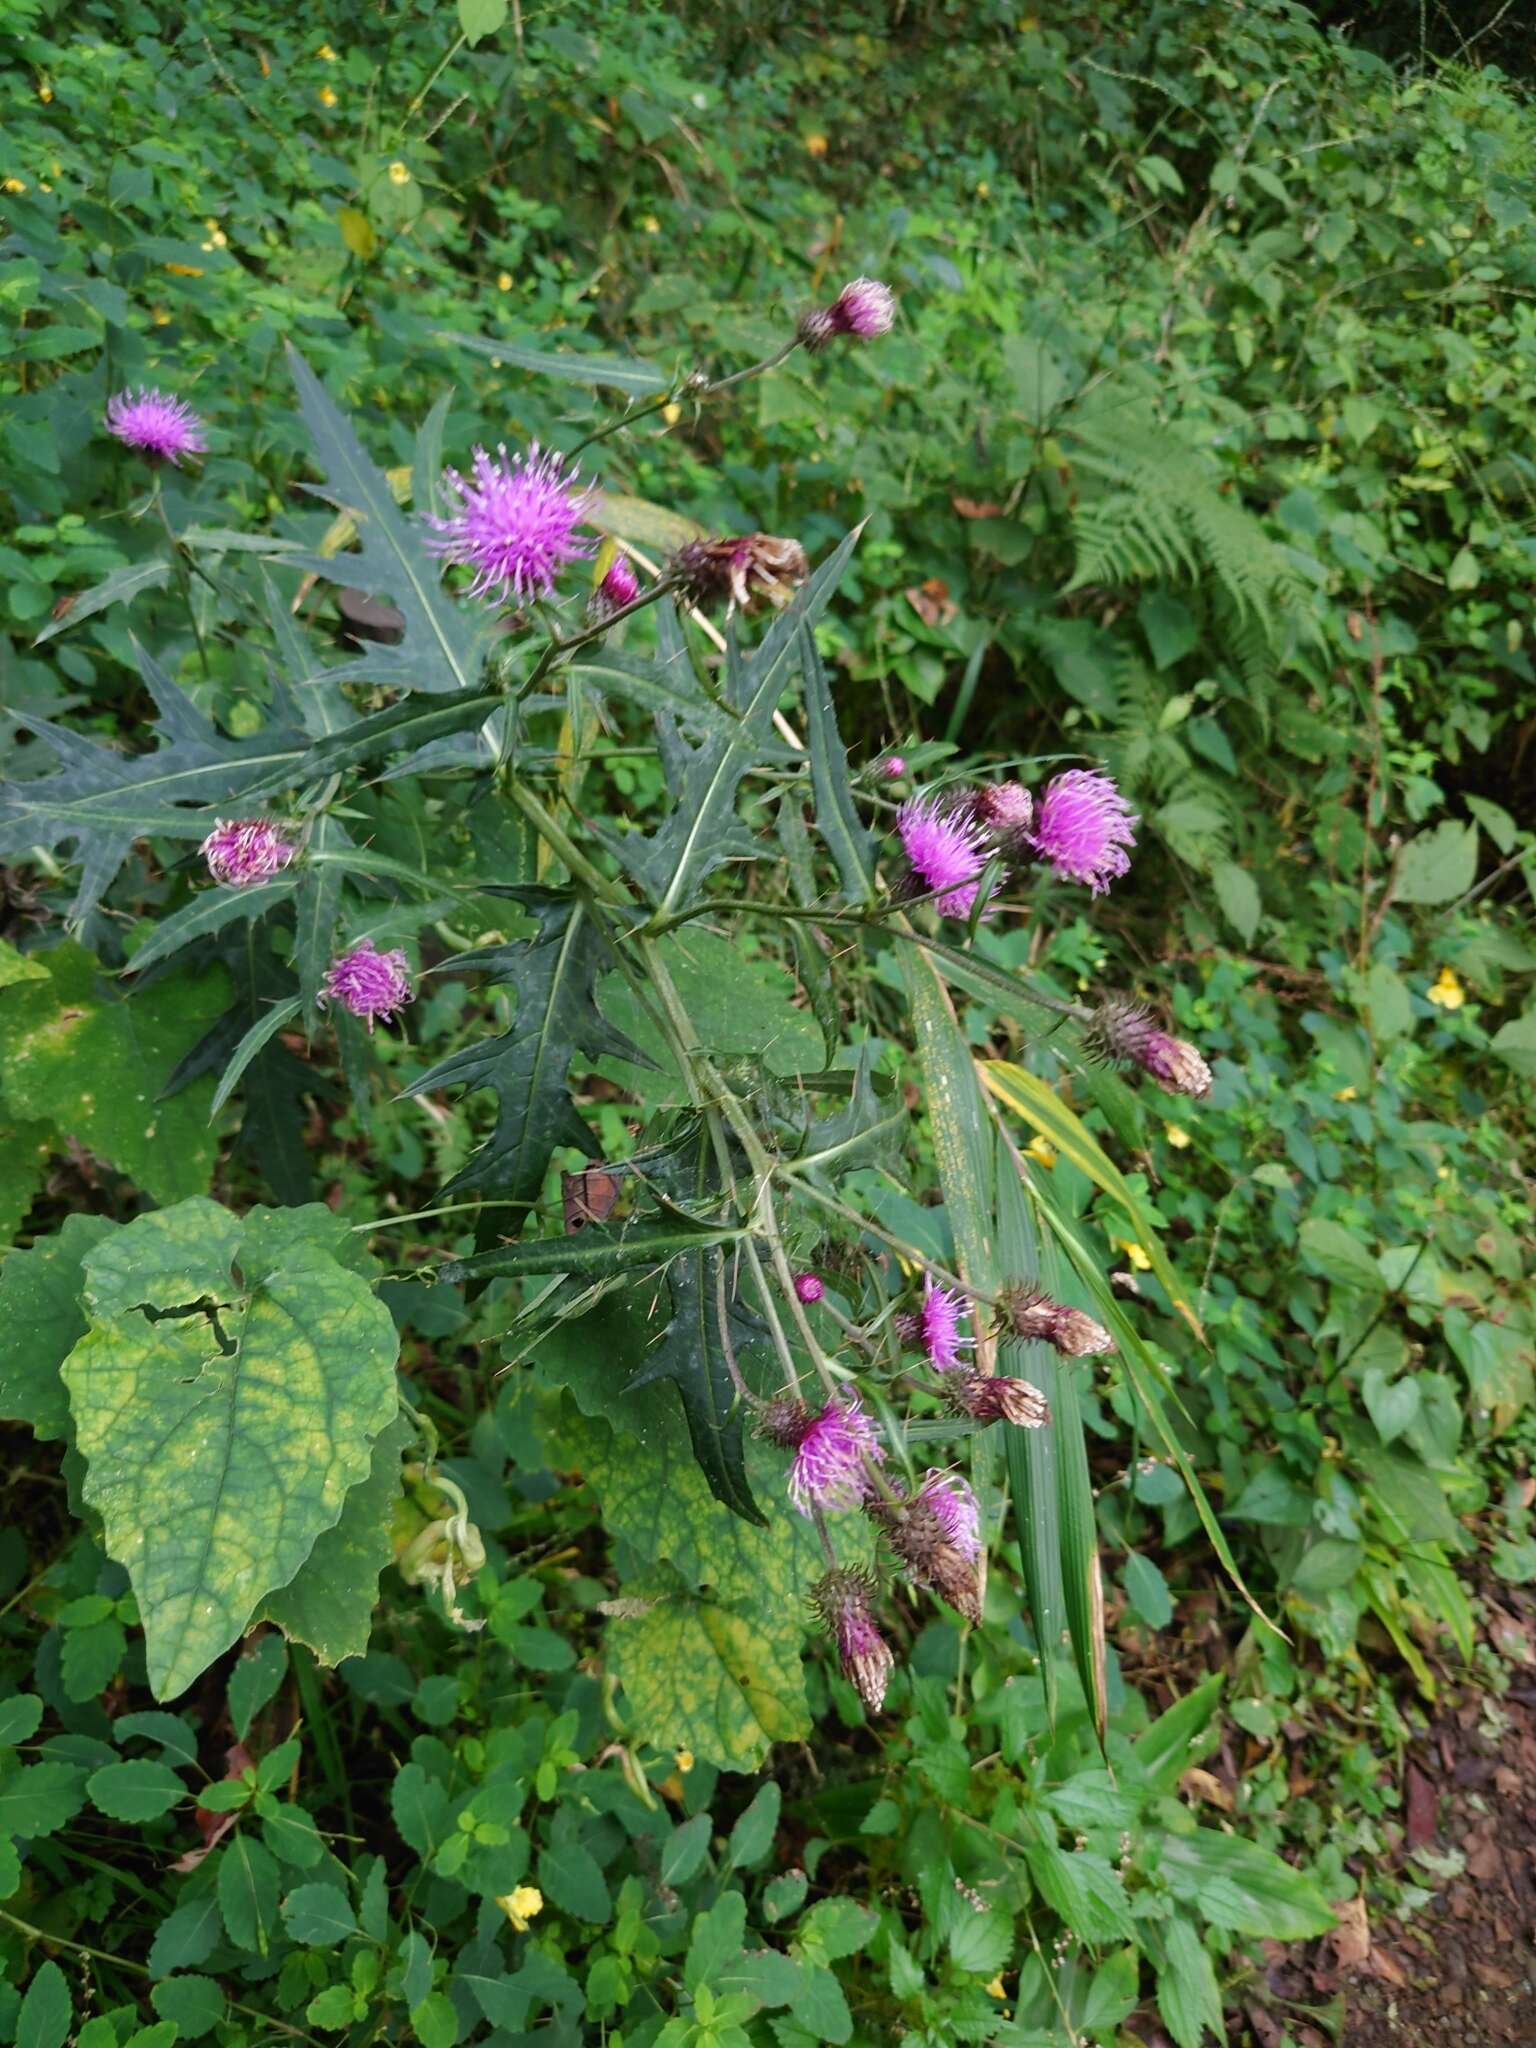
[406,887,648,1205]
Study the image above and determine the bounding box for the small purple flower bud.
[880,755,907,780]
[810,1567,893,1713]
[105,387,208,466]
[796,306,840,352]
[975,780,1034,847]
[784,1397,884,1516]
[830,277,896,339]
[793,1271,825,1304]
[321,941,413,1032]
[423,441,594,606]
[200,818,296,888]
[950,1373,1051,1428]
[1088,998,1213,1100]
[671,534,810,614]
[587,553,641,622]
[997,1284,1115,1359]
[896,795,997,922]
[1029,770,1138,895]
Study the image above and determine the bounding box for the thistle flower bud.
[868,1474,982,1625]
[671,534,810,614]
[756,1395,810,1448]
[796,306,840,352]
[1088,998,1213,1100]
[950,1372,1051,1428]
[321,941,413,1032]
[996,1285,1114,1359]
[797,277,896,352]
[810,1567,893,1712]
[975,780,1034,843]
[586,553,640,622]
[880,755,907,780]
[793,1271,825,1304]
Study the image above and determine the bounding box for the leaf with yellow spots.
[608,1563,811,1772]
[62,1198,401,1700]
[0,944,228,1203]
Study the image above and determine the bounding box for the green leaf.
[63,1198,400,1698]
[32,559,172,644]
[0,1763,86,1839]
[1298,1216,1384,1292]
[85,1759,188,1822]
[440,1218,743,1288]
[257,1408,412,1664]
[407,889,643,1204]
[726,1781,780,1867]
[16,1962,70,2048]
[684,1891,747,1993]
[1024,1842,1134,1944]
[1123,1550,1174,1629]
[536,1833,610,1922]
[147,1894,222,1977]
[1394,820,1478,905]
[1160,1829,1336,1938]
[0,946,227,1203]
[620,1251,766,1525]
[569,652,741,739]
[0,1694,43,1744]
[1132,1673,1223,1792]
[1156,1917,1224,2048]
[797,623,875,903]
[148,1977,225,2041]
[1054,1370,1110,1745]
[409,1994,459,2048]
[457,0,507,43]
[1211,860,1261,944]
[123,881,297,977]
[444,329,668,396]
[228,1632,289,1743]
[217,1833,282,1954]
[282,345,489,697]
[660,1811,714,1887]
[281,1882,359,1946]
[0,1213,116,1439]
[239,692,505,802]
[305,1985,358,2031]
[1491,1008,1536,1079]
[208,995,303,1121]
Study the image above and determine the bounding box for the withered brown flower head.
[996,1284,1115,1359]
[672,534,810,614]
[950,1372,1052,1428]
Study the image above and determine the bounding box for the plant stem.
[150,483,211,679]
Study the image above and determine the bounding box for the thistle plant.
[6,275,1223,1729]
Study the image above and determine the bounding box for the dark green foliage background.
[2,2,1534,2044]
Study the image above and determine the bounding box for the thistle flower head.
[975,780,1034,846]
[810,1567,893,1712]
[1087,998,1212,1100]
[786,1398,883,1516]
[587,553,640,622]
[997,1284,1114,1359]
[831,277,896,338]
[880,755,907,780]
[793,1271,825,1304]
[321,941,413,1031]
[105,387,208,466]
[200,818,295,888]
[424,441,593,606]
[869,1483,982,1624]
[916,1469,981,1560]
[950,1373,1051,1428]
[1029,770,1138,894]
[899,1275,971,1373]
[756,1395,809,1448]
[671,534,810,614]
[896,795,996,921]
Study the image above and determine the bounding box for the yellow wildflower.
[152,307,171,326]
[318,85,338,108]
[1023,1134,1056,1170]
[317,42,338,59]
[662,402,682,426]
[976,179,990,197]
[496,270,513,291]
[495,1885,543,1931]
[2,178,26,194]
[1333,1085,1357,1102]
[805,133,828,158]
[1113,1238,1152,1273]
[674,1747,694,1773]
[985,1973,1008,1998]
[1164,1123,1191,1149]
[388,160,410,185]
[38,83,53,103]
[641,214,661,234]
[1427,966,1465,1011]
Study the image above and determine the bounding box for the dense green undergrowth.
[1,3,1534,2045]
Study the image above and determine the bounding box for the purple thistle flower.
[200,818,296,889]
[830,277,896,339]
[1088,998,1213,1100]
[1029,770,1138,895]
[786,1398,883,1516]
[810,1568,893,1713]
[896,795,996,921]
[917,1470,981,1561]
[903,1276,970,1373]
[105,387,208,466]
[975,781,1034,840]
[321,941,413,1031]
[793,1271,825,1304]
[587,553,640,622]
[424,442,593,606]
